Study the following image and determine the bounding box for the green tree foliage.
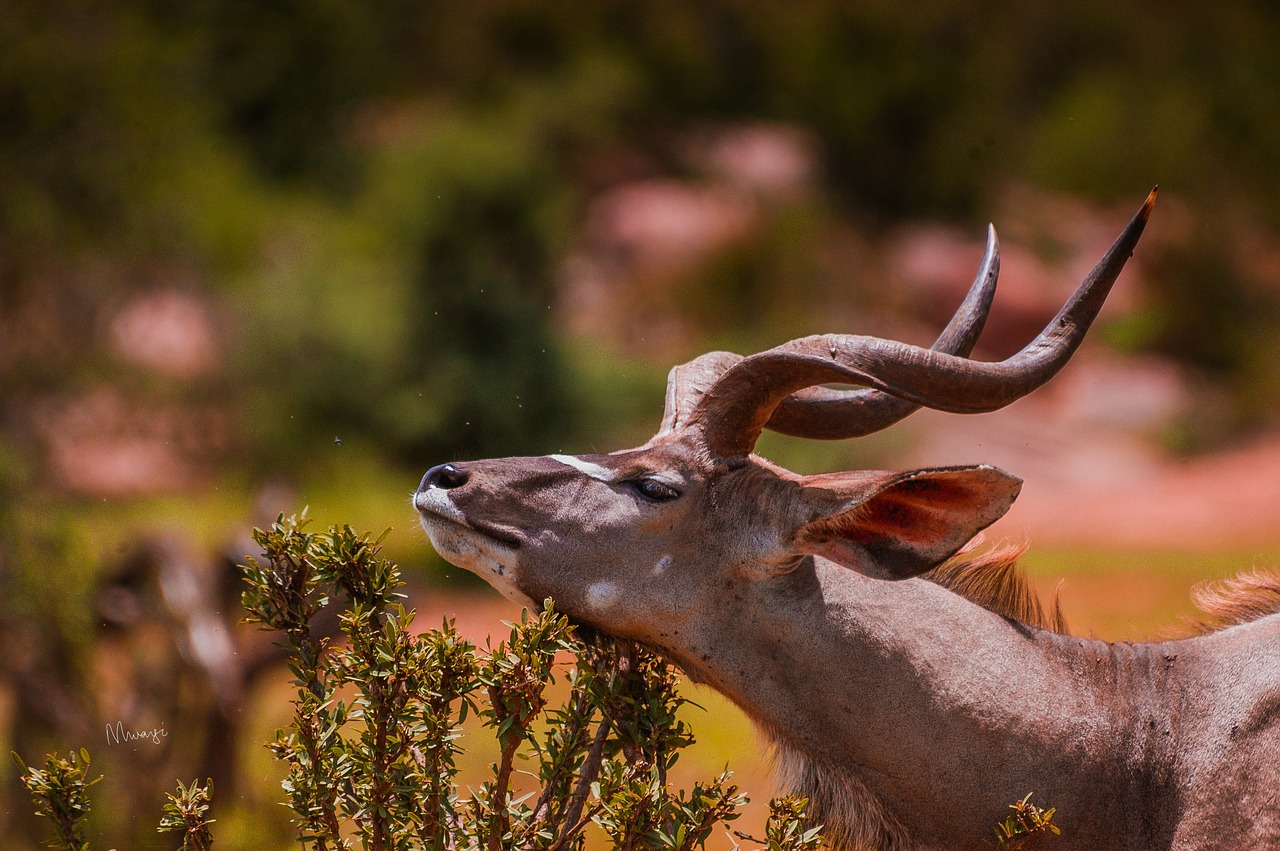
[9,0,1280,455]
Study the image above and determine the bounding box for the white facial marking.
[654,554,673,575]
[585,580,621,612]
[549,454,616,483]
[413,488,470,526]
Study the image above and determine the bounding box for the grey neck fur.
[663,555,1246,851]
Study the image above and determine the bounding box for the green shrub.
[13,749,100,851]
[989,793,1059,850]
[19,513,824,850]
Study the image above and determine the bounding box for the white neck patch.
[548,454,616,483]
[585,580,621,612]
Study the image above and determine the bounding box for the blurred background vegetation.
[5,2,1280,847]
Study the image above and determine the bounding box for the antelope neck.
[669,557,1182,850]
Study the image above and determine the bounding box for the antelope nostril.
[420,463,469,491]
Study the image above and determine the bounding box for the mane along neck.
[923,542,1069,634]
[928,544,1280,639]
[771,741,909,851]
[1181,568,1280,636]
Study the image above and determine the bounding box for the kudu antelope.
[415,190,1280,850]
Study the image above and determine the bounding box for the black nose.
[419,463,469,492]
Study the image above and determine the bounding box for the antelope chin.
[414,492,538,611]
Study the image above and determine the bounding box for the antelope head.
[414,192,1155,654]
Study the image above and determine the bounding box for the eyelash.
[629,477,681,502]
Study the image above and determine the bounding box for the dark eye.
[631,477,680,502]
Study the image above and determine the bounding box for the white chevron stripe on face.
[548,454,616,483]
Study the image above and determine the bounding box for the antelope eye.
[631,477,681,503]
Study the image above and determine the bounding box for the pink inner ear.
[818,478,981,547]
[795,466,1021,579]
[798,473,1008,560]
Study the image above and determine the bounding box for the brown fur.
[766,543,1072,850]
[767,558,1280,851]
[772,742,909,851]
[1180,568,1280,637]
[925,541,1070,634]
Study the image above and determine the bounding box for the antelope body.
[415,191,1280,850]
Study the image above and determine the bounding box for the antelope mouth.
[413,490,521,550]
[413,491,536,610]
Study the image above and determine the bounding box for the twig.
[544,799,607,851]
[557,713,611,845]
[487,731,523,851]
[530,687,596,831]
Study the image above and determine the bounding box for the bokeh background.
[6,2,1280,847]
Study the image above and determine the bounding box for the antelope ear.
[794,466,1022,580]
